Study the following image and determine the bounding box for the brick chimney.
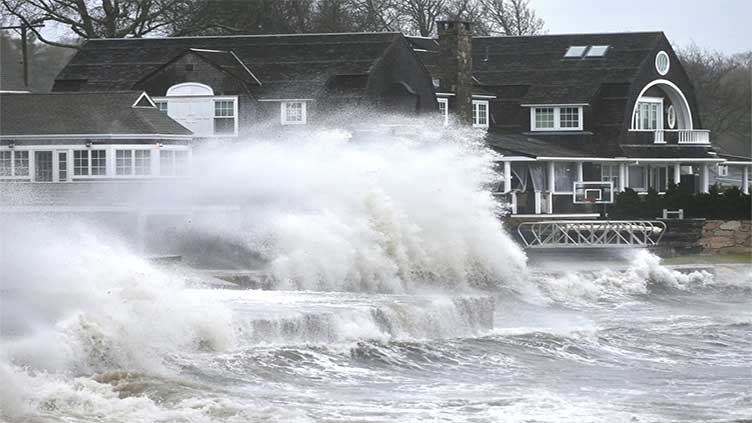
[437,20,473,124]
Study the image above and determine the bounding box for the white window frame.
[655,51,670,76]
[159,148,191,177]
[155,100,168,113]
[0,150,31,179]
[601,164,620,189]
[717,164,729,177]
[73,149,108,177]
[213,99,238,135]
[472,100,489,129]
[152,93,238,137]
[627,165,648,192]
[280,101,307,125]
[437,97,449,127]
[631,97,663,131]
[666,104,676,129]
[530,106,583,131]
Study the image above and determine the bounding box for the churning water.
[1,119,750,422]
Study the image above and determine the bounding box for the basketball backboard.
[573,181,614,204]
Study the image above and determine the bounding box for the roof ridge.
[474,30,664,39]
[2,90,143,96]
[87,31,402,41]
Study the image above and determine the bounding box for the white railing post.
[743,166,749,195]
[654,130,664,143]
[503,161,512,193]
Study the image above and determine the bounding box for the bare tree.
[395,0,446,36]
[479,0,544,36]
[1,0,198,48]
[679,45,752,147]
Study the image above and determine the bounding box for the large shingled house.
[52,32,437,138]
[410,21,749,215]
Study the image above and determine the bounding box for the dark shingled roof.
[410,31,663,104]
[0,91,192,136]
[619,145,719,159]
[57,32,404,97]
[486,132,594,158]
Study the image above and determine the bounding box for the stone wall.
[697,220,752,254]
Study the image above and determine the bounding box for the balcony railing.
[653,129,711,144]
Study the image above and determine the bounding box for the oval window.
[666,105,676,129]
[655,51,670,75]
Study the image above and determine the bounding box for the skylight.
[585,45,610,57]
[564,46,588,58]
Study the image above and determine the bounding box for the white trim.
[437,97,449,127]
[131,92,157,108]
[280,101,307,125]
[472,99,489,129]
[530,106,583,131]
[655,51,670,76]
[666,104,676,129]
[472,94,497,99]
[521,103,589,107]
[1,134,191,140]
[435,92,456,97]
[511,213,600,219]
[257,98,314,102]
[230,51,262,86]
[166,82,214,97]
[724,161,752,165]
[631,79,693,130]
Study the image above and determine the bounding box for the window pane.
[116,150,133,175]
[58,152,67,181]
[74,150,88,176]
[564,46,588,58]
[214,118,235,134]
[554,162,576,192]
[214,100,234,117]
[535,108,554,129]
[585,45,609,57]
[284,102,303,122]
[91,150,106,175]
[14,151,29,176]
[174,151,189,175]
[559,107,580,128]
[628,166,646,189]
[134,150,150,175]
[160,150,174,176]
[0,151,11,176]
[156,101,168,113]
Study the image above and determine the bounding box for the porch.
[494,157,744,216]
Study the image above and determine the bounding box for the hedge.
[609,184,752,220]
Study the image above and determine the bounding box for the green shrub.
[610,183,752,219]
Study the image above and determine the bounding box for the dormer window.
[281,101,307,125]
[632,97,663,131]
[472,100,489,128]
[530,106,583,131]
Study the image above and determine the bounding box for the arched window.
[166,82,214,97]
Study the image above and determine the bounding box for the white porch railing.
[653,129,710,144]
[677,129,710,144]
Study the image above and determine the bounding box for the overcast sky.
[534,0,751,54]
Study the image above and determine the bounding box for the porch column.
[618,163,627,191]
[511,191,518,214]
[534,191,542,214]
[700,163,710,193]
[673,163,681,185]
[743,166,750,195]
[576,162,583,182]
[547,161,555,214]
[503,161,512,193]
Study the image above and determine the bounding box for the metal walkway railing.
[517,220,667,249]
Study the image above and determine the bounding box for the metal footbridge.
[517,220,667,249]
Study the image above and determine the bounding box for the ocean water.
[1,120,751,422]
